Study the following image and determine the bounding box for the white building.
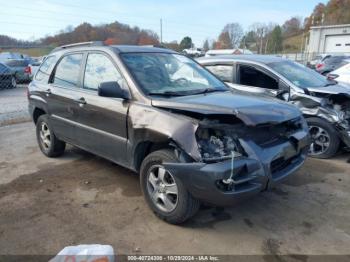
[306,24,350,55]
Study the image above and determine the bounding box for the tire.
[306,117,340,159]
[36,114,66,157]
[10,76,17,89]
[140,149,200,224]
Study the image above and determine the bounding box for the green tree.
[179,36,193,50]
[267,26,283,53]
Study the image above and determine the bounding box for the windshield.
[120,52,227,96]
[268,60,331,88]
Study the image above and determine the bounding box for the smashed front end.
[291,90,350,147]
[164,115,310,206]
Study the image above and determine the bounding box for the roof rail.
[141,44,167,49]
[51,41,105,53]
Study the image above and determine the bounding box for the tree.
[222,23,244,48]
[179,36,193,50]
[203,39,210,51]
[215,31,232,49]
[282,17,302,37]
[267,26,283,53]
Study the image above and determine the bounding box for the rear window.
[325,56,349,64]
[4,59,28,67]
[35,56,57,83]
[0,63,9,73]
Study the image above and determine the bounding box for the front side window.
[238,65,278,90]
[83,53,126,90]
[205,65,233,82]
[268,60,330,88]
[53,54,83,88]
[120,52,226,96]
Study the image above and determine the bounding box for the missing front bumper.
[164,131,309,206]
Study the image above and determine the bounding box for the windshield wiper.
[148,91,188,97]
[148,88,226,97]
[190,88,226,95]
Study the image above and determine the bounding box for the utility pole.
[160,18,163,44]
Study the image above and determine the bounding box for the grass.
[0,47,53,57]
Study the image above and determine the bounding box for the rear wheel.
[140,149,200,224]
[307,117,340,159]
[10,76,17,89]
[36,115,66,157]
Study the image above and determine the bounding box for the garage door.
[324,34,350,53]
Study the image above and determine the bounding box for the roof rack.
[140,44,168,49]
[51,41,105,53]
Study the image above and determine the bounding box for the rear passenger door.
[48,53,84,144]
[74,52,129,164]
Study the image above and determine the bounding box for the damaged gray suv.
[28,43,310,224]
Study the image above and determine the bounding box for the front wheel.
[307,117,340,159]
[140,149,200,224]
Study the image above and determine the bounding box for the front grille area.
[250,117,303,147]
[270,154,300,176]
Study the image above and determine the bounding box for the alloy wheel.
[146,165,178,213]
[39,122,51,149]
[308,125,331,156]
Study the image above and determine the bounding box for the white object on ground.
[49,244,114,262]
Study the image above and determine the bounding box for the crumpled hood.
[306,83,350,96]
[151,91,301,126]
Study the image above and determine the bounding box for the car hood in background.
[306,83,350,96]
[151,91,301,126]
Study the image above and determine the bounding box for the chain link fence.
[0,46,52,90]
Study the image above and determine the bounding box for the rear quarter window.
[35,56,58,83]
[205,65,233,82]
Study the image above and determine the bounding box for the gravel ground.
[0,122,350,258]
[0,85,30,127]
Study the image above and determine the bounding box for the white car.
[182,48,205,57]
[328,59,350,85]
[28,56,46,79]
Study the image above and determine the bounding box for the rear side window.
[83,53,126,90]
[53,54,83,88]
[35,56,57,82]
[205,65,233,82]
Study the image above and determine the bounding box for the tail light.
[316,63,324,70]
[24,66,31,75]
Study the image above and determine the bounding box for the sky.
[1,0,328,46]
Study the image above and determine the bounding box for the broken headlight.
[196,128,244,161]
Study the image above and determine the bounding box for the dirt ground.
[0,122,350,257]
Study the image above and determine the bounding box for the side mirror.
[277,80,290,100]
[98,81,130,99]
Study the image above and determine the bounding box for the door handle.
[74,97,86,105]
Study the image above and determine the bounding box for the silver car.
[198,55,350,158]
